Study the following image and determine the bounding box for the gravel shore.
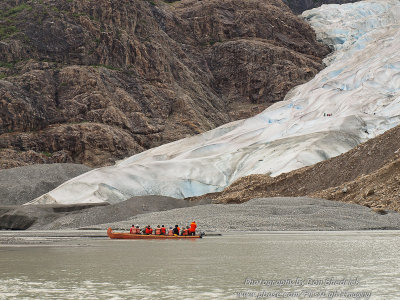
[0,196,210,230]
[2,197,400,233]
[34,196,210,230]
[92,197,400,232]
[0,164,91,205]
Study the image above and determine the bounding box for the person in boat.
[129,224,136,234]
[135,225,141,234]
[182,226,189,236]
[161,225,166,235]
[168,227,174,236]
[173,225,180,235]
[189,221,197,236]
[155,225,161,235]
[145,225,153,235]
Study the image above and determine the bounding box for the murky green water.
[0,231,399,299]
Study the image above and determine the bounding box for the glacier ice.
[29,0,400,204]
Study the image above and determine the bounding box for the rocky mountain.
[28,0,400,206]
[0,0,329,169]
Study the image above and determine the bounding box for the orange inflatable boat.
[107,228,203,239]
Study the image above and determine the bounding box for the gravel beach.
[93,197,400,232]
[0,196,210,230]
[33,196,210,230]
[0,164,91,205]
[2,197,400,233]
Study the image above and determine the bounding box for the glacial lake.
[0,231,399,299]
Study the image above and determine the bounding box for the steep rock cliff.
[0,0,329,168]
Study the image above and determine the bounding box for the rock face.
[282,0,360,14]
[0,0,328,168]
[312,157,400,213]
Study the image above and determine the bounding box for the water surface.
[0,231,399,299]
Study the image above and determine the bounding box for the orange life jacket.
[161,227,166,235]
[168,229,174,236]
[145,227,153,234]
[190,222,197,233]
[155,228,161,235]
[177,226,180,232]
[183,229,189,236]
[130,227,135,234]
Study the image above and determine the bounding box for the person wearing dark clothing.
[173,225,180,235]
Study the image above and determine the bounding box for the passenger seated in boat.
[129,225,136,234]
[168,227,174,235]
[155,225,161,235]
[145,225,153,235]
[161,225,166,235]
[135,226,141,234]
[173,225,180,235]
[182,226,189,236]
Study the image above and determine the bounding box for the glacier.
[29,0,400,205]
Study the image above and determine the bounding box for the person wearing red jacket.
[145,225,153,235]
[129,225,136,234]
[161,225,166,235]
[189,221,197,236]
[182,227,189,236]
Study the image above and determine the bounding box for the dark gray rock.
[0,163,91,205]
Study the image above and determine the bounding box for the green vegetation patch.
[0,3,32,39]
[1,4,32,18]
[0,61,14,68]
[92,64,121,71]
[41,151,53,157]
[0,25,18,39]
[144,0,156,6]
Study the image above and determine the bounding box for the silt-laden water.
[0,231,399,299]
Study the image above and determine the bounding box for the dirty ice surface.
[30,0,400,204]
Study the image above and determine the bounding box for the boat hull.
[107,228,202,239]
